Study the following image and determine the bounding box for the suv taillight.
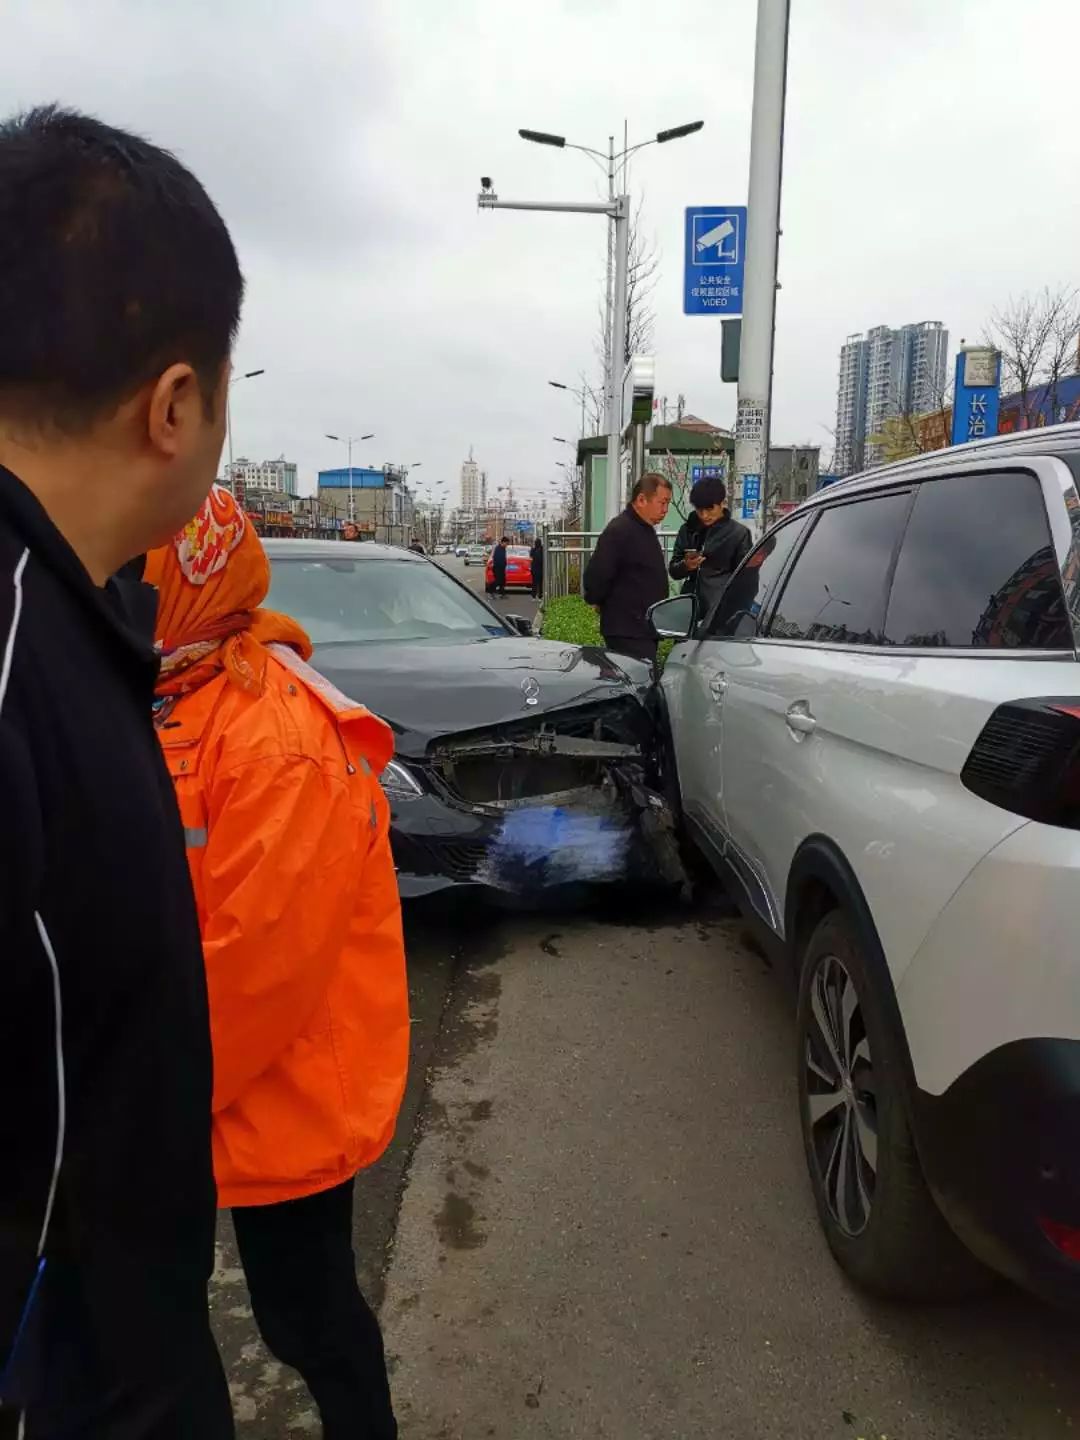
[962,699,1080,827]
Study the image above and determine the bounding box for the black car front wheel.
[796,909,990,1301]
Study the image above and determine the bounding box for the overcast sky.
[5,0,1078,506]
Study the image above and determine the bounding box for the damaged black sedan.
[263,540,683,898]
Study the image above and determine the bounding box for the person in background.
[583,472,672,665]
[342,521,361,542]
[530,536,544,600]
[0,106,241,1437]
[669,475,752,622]
[491,535,509,596]
[146,486,410,1440]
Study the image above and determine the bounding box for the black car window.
[884,470,1071,649]
[707,513,811,639]
[768,492,911,645]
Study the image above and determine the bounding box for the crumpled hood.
[311,636,645,758]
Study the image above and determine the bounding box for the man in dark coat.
[669,474,752,623]
[529,537,544,600]
[583,472,672,664]
[0,105,241,1437]
[491,536,509,596]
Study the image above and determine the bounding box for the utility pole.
[734,0,791,540]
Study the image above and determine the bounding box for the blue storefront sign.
[690,464,725,482]
[741,473,761,520]
[951,348,1002,446]
[684,206,747,317]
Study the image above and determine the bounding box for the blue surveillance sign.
[684,206,747,317]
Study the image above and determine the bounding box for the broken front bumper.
[386,715,685,898]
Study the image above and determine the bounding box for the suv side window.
[883,470,1071,649]
[707,513,811,639]
[767,492,911,644]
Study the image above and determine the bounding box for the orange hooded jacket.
[146,488,409,1208]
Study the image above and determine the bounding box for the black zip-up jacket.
[0,466,217,1386]
[583,505,669,643]
[669,513,752,614]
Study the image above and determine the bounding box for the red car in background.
[486,545,533,593]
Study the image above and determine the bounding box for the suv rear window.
[883,470,1071,649]
[768,492,911,645]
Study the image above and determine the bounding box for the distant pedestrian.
[491,535,509,596]
[583,472,672,665]
[669,475,752,621]
[146,486,409,1440]
[0,105,241,1437]
[530,537,544,599]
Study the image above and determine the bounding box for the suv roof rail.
[823,421,1080,498]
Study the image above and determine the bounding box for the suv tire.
[796,908,990,1301]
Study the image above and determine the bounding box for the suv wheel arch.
[786,837,919,1112]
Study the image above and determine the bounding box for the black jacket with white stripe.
[0,466,216,1378]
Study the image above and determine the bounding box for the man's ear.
[146,364,201,458]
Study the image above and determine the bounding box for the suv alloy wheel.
[796,909,990,1301]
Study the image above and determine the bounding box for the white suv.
[651,425,1080,1306]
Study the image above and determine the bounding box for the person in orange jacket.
[144,486,409,1440]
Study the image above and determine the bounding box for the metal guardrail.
[542,528,677,603]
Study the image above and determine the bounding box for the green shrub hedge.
[540,594,674,669]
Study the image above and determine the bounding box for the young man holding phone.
[669,474,752,621]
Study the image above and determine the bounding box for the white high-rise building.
[832,321,949,474]
[225,455,298,496]
[460,449,481,510]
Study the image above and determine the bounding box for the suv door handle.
[709,673,728,701]
[785,702,816,736]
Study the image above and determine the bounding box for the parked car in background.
[486,545,532,593]
[264,541,682,900]
[651,424,1080,1310]
[464,544,487,566]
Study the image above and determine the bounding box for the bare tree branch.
[985,286,1080,425]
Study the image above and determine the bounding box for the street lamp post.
[479,188,629,525]
[325,432,375,523]
[518,122,703,519]
[227,368,265,476]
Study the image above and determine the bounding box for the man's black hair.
[631,471,673,502]
[689,475,727,510]
[0,105,244,432]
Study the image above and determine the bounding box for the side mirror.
[649,594,696,640]
[505,614,534,637]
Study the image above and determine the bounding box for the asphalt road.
[215,896,1080,1438]
[445,551,541,627]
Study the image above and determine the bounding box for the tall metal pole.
[347,436,354,522]
[605,194,630,523]
[734,0,791,540]
[603,136,615,465]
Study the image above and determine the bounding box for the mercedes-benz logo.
[521,676,541,706]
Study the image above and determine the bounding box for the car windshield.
[509,547,530,557]
[267,555,509,645]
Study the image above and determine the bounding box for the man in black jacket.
[0,107,242,1437]
[669,474,752,622]
[491,535,509,596]
[583,472,672,664]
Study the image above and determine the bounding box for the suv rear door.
[719,464,1078,980]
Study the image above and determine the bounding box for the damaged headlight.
[381,758,424,800]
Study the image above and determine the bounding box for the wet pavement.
[217,897,1080,1437]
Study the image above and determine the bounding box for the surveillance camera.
[481,176,493,192]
